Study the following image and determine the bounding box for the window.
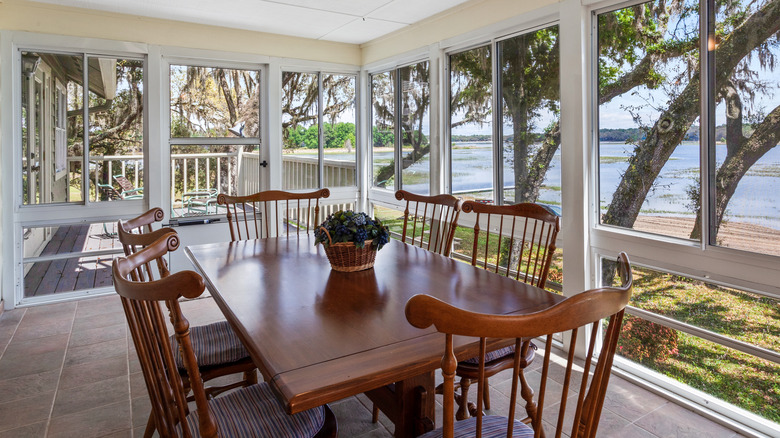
[371,61,431,194]
[281,71,357,190]
[450,45,493,201]
[597,1,701,239]
[449,26,561,208]
[596,0,780,425]
[169,64,261,217]
[20,52,145,206]
[601,260,779,423]
[708,0,780,256]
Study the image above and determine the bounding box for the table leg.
[365,371,435,438]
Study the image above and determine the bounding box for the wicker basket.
[320,227,377,272]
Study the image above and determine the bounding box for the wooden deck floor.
[24,223,122,298]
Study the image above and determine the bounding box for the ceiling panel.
[320,18,407,44]
[367,0,472,24]
[263,0,393,17]
[30,0,473,44]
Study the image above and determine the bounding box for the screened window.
[597,1,701,239]
[449,26,561,208]
[371,62,431,194]
[281,72,357,190]
[169,64,261,217]
[20,52,145,206]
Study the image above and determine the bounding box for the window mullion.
[491,40,503,205]
[701,0,716,252]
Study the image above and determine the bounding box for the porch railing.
[69,151,356,205]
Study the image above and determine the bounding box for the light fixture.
[21,53,41,77]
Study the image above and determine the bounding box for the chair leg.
[372,404,380,423]
[519,369,538,425]
[456,376,472,421]
[483,378,491,410]
[143,413,156,438]
[245,369,258,385]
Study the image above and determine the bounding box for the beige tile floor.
[0,294,744,437]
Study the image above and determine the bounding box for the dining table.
[185,235,564,438]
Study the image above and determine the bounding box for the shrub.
[617,314,679,364]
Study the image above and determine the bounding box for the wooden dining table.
[185,235,564,437]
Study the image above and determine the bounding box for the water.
[367,141,780,230]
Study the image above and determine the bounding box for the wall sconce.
[21,53,41,77]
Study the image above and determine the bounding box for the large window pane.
[282,72,356,190]
[170,65,259,138]
[20,52,85,205]
[597,1,700,239]
[88,57,145,203]
[400,62,431,194]
[602,260,779,422]
[282,72,319,190]
[323,74,356,188]
[709,0,780,256]
[372,71,395,189]
[499,26,560,207]
[450,45,493,202]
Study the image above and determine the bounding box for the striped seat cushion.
[171,320,249,368]
[183,383,326,437]
[419,416,534,438]
[462,344,515,365]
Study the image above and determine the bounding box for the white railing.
[281,155,356,190]
[67,151,356,204]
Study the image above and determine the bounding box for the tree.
[599,0,780,242]
[371,63,432,186]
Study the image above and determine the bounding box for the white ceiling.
[32,0,473,44]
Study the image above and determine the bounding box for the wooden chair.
[395,190,461,256]
[112,234,337,438]
[117,209,257,437]
[452,201,561,419]
[217,188,331,241]
[406,252,632,438]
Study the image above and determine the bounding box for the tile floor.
[0,294,745,437]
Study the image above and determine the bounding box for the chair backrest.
[120,207,165,234]
[114,175,136,192]
[112,233,218,438]
[117,208,175,282]
[395,190,461,256]
[460,201,560,288]
[405,252,633,438]
[217,188,330,241]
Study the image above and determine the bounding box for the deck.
[23,223,122,297]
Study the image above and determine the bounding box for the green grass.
[621,267,780,422]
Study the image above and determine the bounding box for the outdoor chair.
[394,190,462,256]
[405,252,632,438]
[112,233,337,438]
[117,209,257,437]
[217,188,330,241]
[97,174,143,201]
[450,201,561,420]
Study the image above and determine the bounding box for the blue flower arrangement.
[315,210,390,251]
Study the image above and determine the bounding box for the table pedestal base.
[366,371,435,438]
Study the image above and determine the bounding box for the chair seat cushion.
[419,416,533,438]
[462,344,515,365]
[171,320,249,368]
[184,382,326,437]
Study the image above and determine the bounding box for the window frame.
[165,57,264,219]
[280,68,359,191]
[589,0,780,299]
